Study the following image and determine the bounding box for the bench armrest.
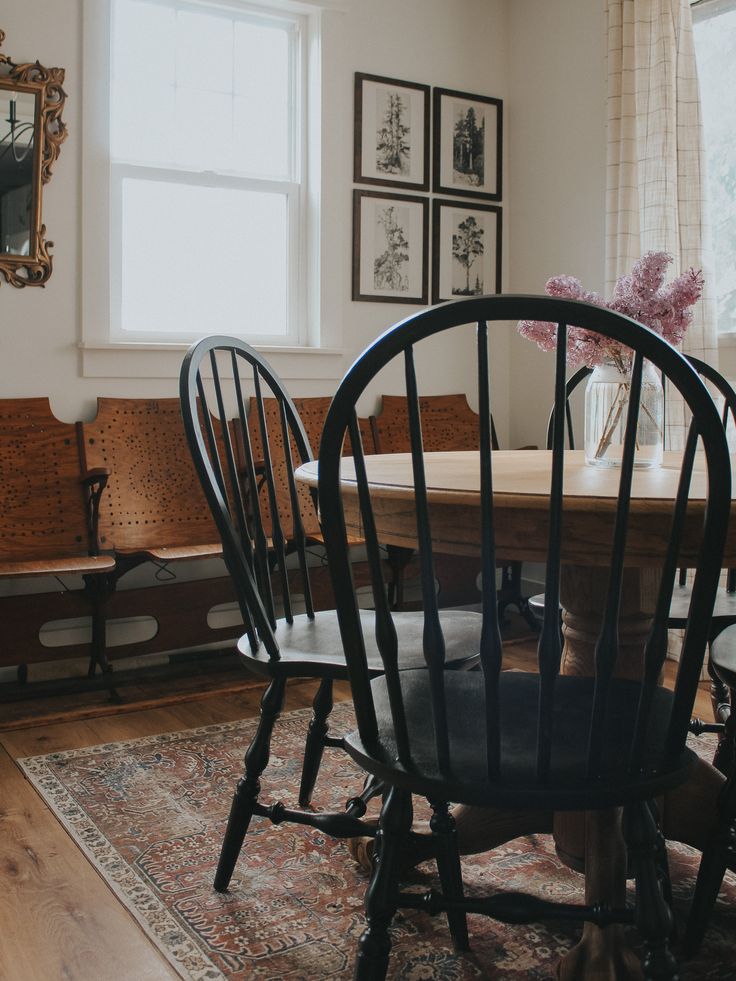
[80,467,111,555]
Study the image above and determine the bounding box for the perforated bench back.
[81,398,220,554]
[0,398,96,568]
[373,393,496,452]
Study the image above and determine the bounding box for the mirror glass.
[0,88,36,257]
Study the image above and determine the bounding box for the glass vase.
[584,359,663,468]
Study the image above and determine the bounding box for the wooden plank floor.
[0,640,719,981]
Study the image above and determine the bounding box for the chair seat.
[710,624,736,689]
[668,583,736,630]
[344,669,695,812]
[238,608,482,677]
[114,543,223,562]
[528,592,546,622]
[0,554,116,578]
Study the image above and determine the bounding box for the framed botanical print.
[353,189,429,304]
[432,199,502,304]
[433,87,502,201]
[354,73,430,191]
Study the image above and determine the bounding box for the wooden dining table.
[297,448,733,980]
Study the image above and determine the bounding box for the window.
[85,0,321,353]
[692,0,736,334]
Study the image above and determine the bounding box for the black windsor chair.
[317,295,731,981]
[178,336,482,894]
[531,358,736,767]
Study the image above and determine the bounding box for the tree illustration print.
[374,205,410,292]
[452,104,485,187]
[375,92,411,176]
[452,216,484,295]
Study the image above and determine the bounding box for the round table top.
[297,449,733,566]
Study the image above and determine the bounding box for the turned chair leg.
[354,786,413,981]
[647,799,676,939]
[683,762,736,955]
[214,675,286,892]
[711,681,734,777]
[624,800,678,981]
[430,800,469,951]
[299,677,334,806]
[385,545,412,611]
[707,651,731,723]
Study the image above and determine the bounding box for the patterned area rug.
[19,701,736,980]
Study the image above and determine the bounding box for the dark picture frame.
[433,87,502,201]
[432,199,502,304]
[354,72,430,191]
[353,189,429,304]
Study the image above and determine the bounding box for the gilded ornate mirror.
[0,29,66,287]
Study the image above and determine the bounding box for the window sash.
[107,0,307,345]
[109,162,303,344]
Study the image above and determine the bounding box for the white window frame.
[81,0,343,379]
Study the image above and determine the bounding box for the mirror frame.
[0,29,66,287]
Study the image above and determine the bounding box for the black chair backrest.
[180,336,316,659]
[318,295,731,786]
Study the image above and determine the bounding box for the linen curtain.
[605,0,717,370]
[606,0,719,661]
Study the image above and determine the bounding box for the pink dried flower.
[518,251,704,367]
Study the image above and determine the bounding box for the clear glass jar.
[584,359,664,468]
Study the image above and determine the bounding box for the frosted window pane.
[120,180,288,336]
[233,22,290,176]
[113,0,176,88]
[174,89,234,171]
[112,0,176,161]
[112,78,176,163]
[176,11,233,93]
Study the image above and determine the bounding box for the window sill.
[80,341,346,380]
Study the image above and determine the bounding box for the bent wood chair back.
[180,337,320,654]
[318,295,730,806]
[80,398,222,565]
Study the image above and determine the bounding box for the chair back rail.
[318,295,731,794]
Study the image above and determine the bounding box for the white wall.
[0,0,511,432]
[506,0,607,448]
